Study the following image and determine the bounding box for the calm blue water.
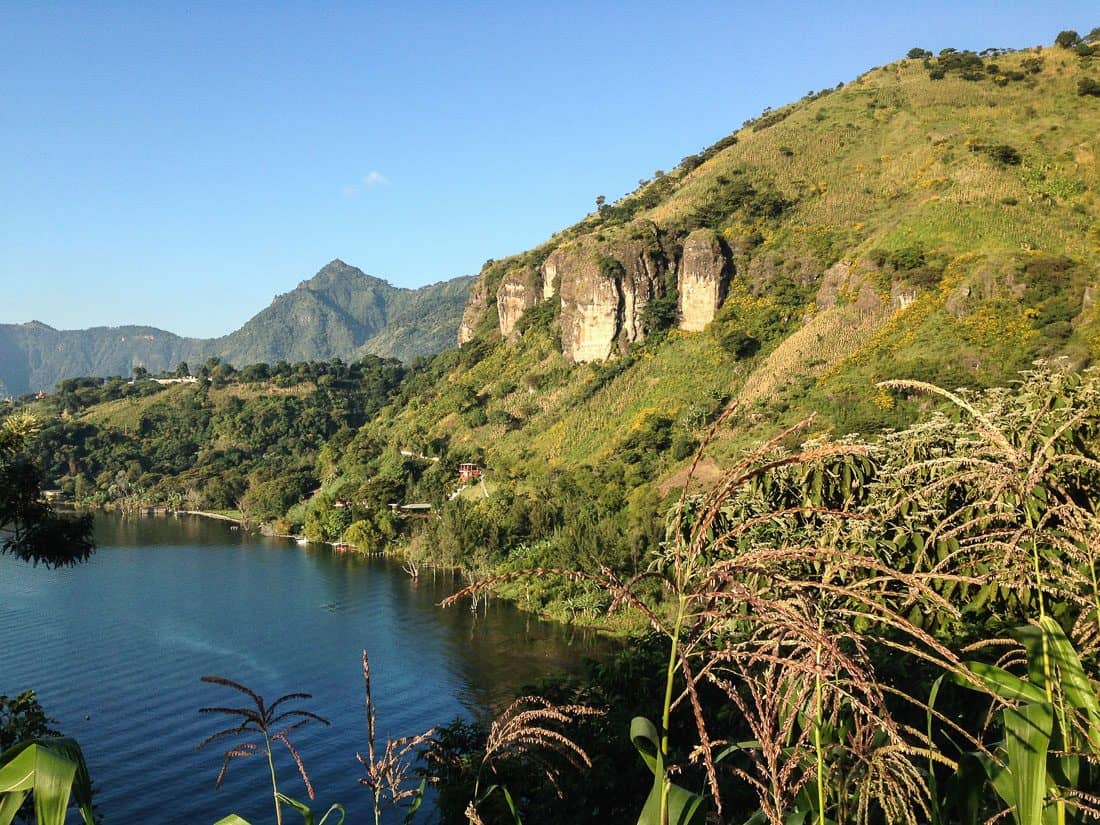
[0,514,606,823]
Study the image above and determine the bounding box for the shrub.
[888,243,926,271]
[717,328,761,359]
[596,254,625,280]
[1078,77,1100,96]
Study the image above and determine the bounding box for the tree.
[0,413,93,567]
[1055,29,1081,48]
[907,47,932,59]
[174,361,191,378]
[131,365,148,380]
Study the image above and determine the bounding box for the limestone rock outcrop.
[496,266,543,338]
[541,256,559,301]
[554,222,668,363]
[457,275,491,345]
[677,229,730,331]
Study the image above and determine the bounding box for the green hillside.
[363,43,1100,475]
[13,40,1100,615]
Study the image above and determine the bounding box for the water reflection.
[0,512,613,823]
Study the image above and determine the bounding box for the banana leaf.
[631,716,706,825]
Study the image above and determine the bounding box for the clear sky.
[1,2,1095,337]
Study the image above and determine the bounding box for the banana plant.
[0,737,95,825]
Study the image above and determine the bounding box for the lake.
[0,513,608,823]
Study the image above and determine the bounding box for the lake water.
[0,513,608,823]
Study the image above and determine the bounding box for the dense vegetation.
[15,357,405,528]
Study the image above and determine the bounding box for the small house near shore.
[458,463,482,482]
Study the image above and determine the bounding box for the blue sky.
[1,2,1095,337]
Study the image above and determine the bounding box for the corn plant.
[197,675,333,825]
[0,737,95,825]
[878,368,1100,823]
[445,407,959,825]
[357,651,436,825]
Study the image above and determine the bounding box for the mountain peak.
[303,258,385,291]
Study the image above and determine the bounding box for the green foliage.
[0,413,93,567]
[969,141,1022,166]
[1055,30,1081,49]
[686,172,792,230]
[0,692,57,754]
[22,357,403,516]
[1078,77,1100,96]
[0,739,96,825]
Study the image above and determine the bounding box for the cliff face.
[496,266,543,338]
[457,276,491,345]
[677,229,731,332]
[554,222,668,363]
[457,223,736,361]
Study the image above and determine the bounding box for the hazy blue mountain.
[0,260,472,395]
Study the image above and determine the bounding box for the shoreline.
[174,509,243,525]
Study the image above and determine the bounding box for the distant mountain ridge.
[0,260,473,395]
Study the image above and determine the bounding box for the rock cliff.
[496,266,543,338]
[677,229,730,331]
[553,222,668,363]
[457,276,491,345]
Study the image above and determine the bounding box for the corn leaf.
[0,790,27,825]
[958,662,1046,704]
[631,716,706,825]
[1003,702,1053,825]
[1038,616,1100,753]
[0,742,80,825]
